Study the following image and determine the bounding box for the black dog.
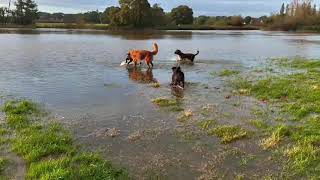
[171,66,185,89]
[175,50,199,62]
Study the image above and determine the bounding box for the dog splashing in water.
[124,43,159,68]
[175,49,199,63]
[171,66,185,89]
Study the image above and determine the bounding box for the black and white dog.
[175,50,199,63]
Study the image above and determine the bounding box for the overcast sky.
[1,0,320,16]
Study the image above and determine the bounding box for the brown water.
[1,29,320,179]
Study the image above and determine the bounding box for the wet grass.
[197,119,216,131]
[0,157,7,174]
[150,82,160,88]
[233,57,320,178]
[2,100,128,179]
[152,97,184,112]
[248,119,269,130]
[218,69,240,77]
[208,125,249,143]
[27,153,127,180]
[233,71,320,120]
[273,57,320,69]
[260,125,290,150]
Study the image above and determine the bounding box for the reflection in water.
[0,29,194,40]
[127,67,157,84]
[171,86,184,98]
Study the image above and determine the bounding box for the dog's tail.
[152,43,159,55]
[195,50,200,56]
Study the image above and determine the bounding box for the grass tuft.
[0,157,7,174]
[219,69,240,77]
[248,119,269,129]
[208,125,249,143]
[152,97,184,112]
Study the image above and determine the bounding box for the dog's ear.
[177,67,181,71]
[172,67,177,71]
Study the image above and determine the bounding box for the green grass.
[208,125,249,143]
[248,119,269,129]
[152,97,184,112]
[0,157,7,174]
[234,57,320,178]
[234,71,320,119]
[197,119,216,130]
[260,125,291,150]
[273,57,320,69]
[2,100,128,179]
[12,123,74,162]
[27,153,127,180]
[219,69,240,77]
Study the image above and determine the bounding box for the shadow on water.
[127,67,158,84]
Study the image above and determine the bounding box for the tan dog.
[125,43,158,68]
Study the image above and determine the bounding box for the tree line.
[37,0,266,28]
[0,0,38,25]
[265,0,320,31]
[1,0,265,27]
[38,0,195,27]
[5,0,311,30]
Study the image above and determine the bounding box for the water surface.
[1,29,320,179]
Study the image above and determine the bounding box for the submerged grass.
[2,100,128,179]
[234,57,320,178]
[152,97,184,112]
[208,125,249,143]
[219,69,240,77]
[273,57,320,69]
[248,119,269,130]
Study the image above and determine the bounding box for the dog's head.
[172,66,181,72]
[174,50,182,55]
[125,53,132,63]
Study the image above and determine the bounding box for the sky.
[1,0,320,16]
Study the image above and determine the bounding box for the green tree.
[83,10,101,24]
[195,16,210,25]
[170,5,194,25]
[14,0,38,25]
[244,16,252,24]
[0,7,6,24]
[151,4,166,26]
[280,3,285,15]
[103,6,121,24]
[130,0,152,27]
[228,16,243,26]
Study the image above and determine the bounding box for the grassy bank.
[35,23,109,30]
[156,25,260,30]
[233,57,320,178]
[1,23,260,31]
[0,100,128,179]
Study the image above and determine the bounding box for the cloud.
[1,0,320,16]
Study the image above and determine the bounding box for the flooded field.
[1,29,320,179]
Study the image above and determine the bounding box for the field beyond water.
[0,30,320,179]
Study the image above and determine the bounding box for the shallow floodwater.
[1,29,320,179]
